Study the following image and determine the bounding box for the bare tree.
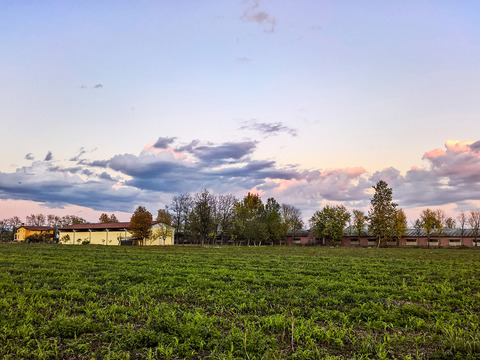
[457,211,467,246]
[281,204,304,245]
[170,193,194,243]
[216,194,237,245]
[26,214,46,226]
[468,211,480,246]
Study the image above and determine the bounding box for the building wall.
[59,230,130,245]
[59,224,174,246]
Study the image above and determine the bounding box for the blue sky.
[1,1,480,222]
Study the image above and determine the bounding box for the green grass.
[1,244,480,359]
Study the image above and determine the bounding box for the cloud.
[25,153,34,161]
[241,0,276,33]
[2,137,480,221]
[193,141,257,163]
[469,140,480,152]
[239,120,298,137]
[93,84,103,88]
[237,57,252,63]
[70,147,86,161]
[153,137,177,149]
[0,162,155,212]
[44,151,53,161]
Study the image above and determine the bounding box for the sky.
[1,0,480,224]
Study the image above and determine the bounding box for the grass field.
[1,244,480,359]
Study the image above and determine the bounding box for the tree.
[468,210,480,246]
[26,214,46,226]
[264,198,284,245]
[352,210,367,241]
[156,207,172,226]
[99,213,110,223]
[393,209,408,246]
[310,205,350,245]
[434,209,448,240]
[234,193,267,246]
[457,211,467,245]
[281,204,304,245]
[190,190,215,246]
[7,216,22,235]
[215,194,237,245]
[129,206,153,244]
[99,213,119,223]
[0,219,13,242]
[170,193,194,243]
[368,180,398,246]
[445,217,456,229]
[419,208,440,247]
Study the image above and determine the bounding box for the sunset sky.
[1,1,480,223]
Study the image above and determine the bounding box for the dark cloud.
[469,141,480,152]
[175,140,201,153]
[44,151,53,161]
[153,137,177,149]
[93,84,103,88]
[0,163,154,212]
[193,141,257,163]
[241,0,276,33]
[70,147,86,161]
[25,153,34,161]
[239,120,298,137]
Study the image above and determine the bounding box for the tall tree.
[352,210,367,241]
[468,210,480,246]
[234,193,266,246]
[419,208,440,247]
[281,204,304,245]
[264,198,284,245]
[393,209,408,246]
[99,213,111,223]
[445,217,456,229]
[434,209,448,240]
[190,190,215,246]
[109,214,119,223]
[156,207,172,226]
[129,206,153,244]
[170,193,193,242]
[368,180,398,246]
[310,205,350,245]
[457,211,467,244]
[215,194,237,245]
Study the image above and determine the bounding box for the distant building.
[14,225,54,242]
[58,221,175,246]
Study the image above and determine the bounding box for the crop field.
[1,245,480,359]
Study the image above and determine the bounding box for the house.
[58,221,175,246]
[14,224,54,242]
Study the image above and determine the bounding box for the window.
[367,238,377,246]
[449,239,461,246]
[406,239,417,245]
[429,239,439,246]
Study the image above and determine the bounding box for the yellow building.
[14,225,55,242]
[58,221,174,246]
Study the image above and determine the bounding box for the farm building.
[342,228,480,248]
[14,225,54,242]
[58,221,175,246]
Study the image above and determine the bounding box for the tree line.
[310,180,480,246]
[131,190,305,246]
[2,180,480,245]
